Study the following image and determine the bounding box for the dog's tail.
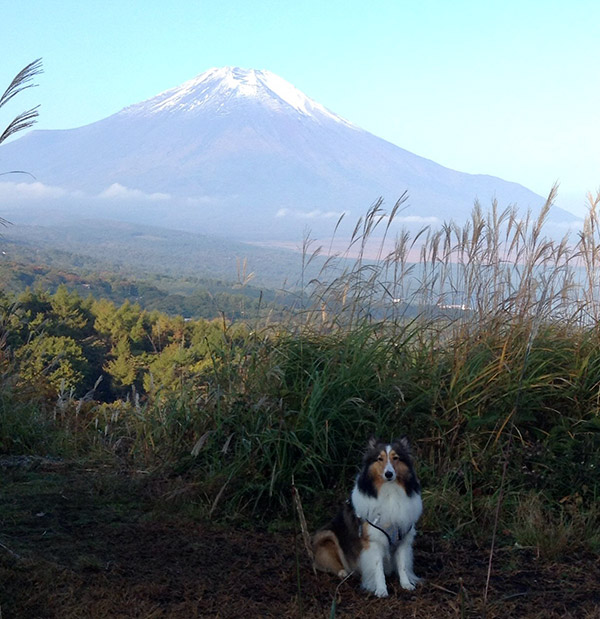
[312,530,352,578]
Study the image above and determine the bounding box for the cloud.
[0,180,173,204]
[394,215,440,224]
[276,207,347,219]
[0,180,70,201]
[98,183,171,201]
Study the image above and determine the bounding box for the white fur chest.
[351,482,422,533]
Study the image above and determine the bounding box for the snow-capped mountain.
[0,67,579,241]
[125,67,354,126]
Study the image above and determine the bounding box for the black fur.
[391,437,421,496]
[356,440,383,498]
[325,502,362,567]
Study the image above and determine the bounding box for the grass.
[1,188,600,556]
[509,491,600,557]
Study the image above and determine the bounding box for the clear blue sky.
[2,0,598,216]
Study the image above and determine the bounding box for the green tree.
[50,285,91,336]
[93,299,145,345]
[15,334,87,395]
[148,313,185,352]
[104,336,137,392]
[143,342,193,394]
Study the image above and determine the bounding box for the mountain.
[0,67,580,242]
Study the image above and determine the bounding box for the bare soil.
[1,459,599,618]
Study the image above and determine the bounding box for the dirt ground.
[1,458,599,618]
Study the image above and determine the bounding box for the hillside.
[1,218,322,290]
[0,241,289,321]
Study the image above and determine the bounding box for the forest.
[0,250,282,321]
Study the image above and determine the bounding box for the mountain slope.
[0,67,579,241]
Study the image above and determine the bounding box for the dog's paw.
[361,583,389,598]
[400,573,422,591]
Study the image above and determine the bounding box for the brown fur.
[312,531,348,577]
[312,501,364,577]
[367,448,411,493]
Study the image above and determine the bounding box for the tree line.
[1,285,251,403]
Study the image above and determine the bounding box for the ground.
[1,458,599,618]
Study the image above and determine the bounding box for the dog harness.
[346,499,407,553]
[360,517,405,553]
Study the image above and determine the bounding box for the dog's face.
[358,436,420,497]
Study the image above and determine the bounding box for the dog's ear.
[367,435,378,450]
[393,436,411,453]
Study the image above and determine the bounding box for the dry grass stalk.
[292,477,315,572]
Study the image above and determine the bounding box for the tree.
[104,336,137,392]
[50,285,90,335]
[15,334,87,396]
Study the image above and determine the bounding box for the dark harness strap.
[347,499,406,552]
[362,518,405,553]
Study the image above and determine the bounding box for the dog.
[312,436,422,597]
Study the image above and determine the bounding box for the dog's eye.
[377,456,384,462]
[392,455,400,461]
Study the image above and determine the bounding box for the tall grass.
[2,189,600,550]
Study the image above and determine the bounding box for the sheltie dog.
[312,437,422,598]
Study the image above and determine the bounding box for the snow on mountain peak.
[121,66,354,126]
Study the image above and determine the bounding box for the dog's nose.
[385,470,394,479]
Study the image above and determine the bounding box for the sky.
[2,0,599,217]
